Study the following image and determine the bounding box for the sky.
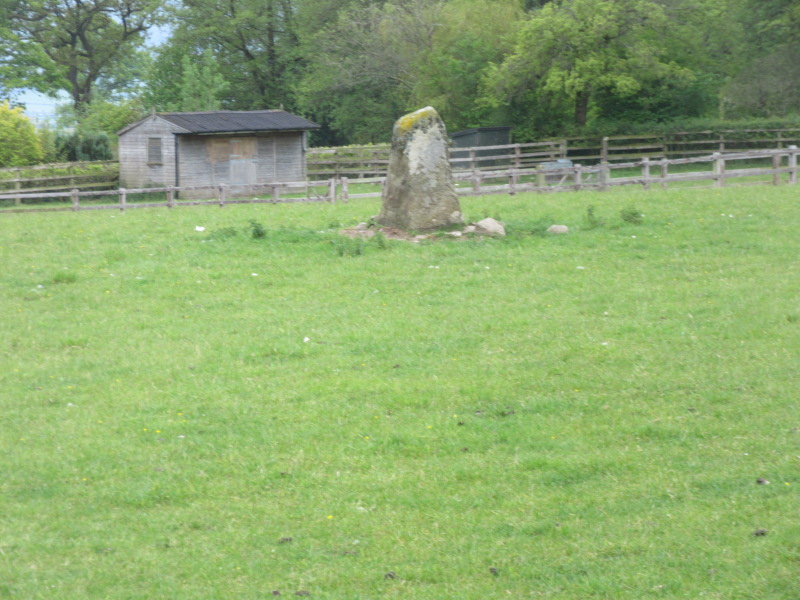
[15,90,67,126]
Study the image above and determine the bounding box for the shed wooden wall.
[177,132,307,198]
[118,117,181,189]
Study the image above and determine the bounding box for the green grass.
[2,186,799,599]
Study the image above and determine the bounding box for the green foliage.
[584,204,605,230]
[144,47,226,112]
[722,44,800,118]
[484,0,692,131]
[79,99,147,138]
[55,132,113,162]
[164,0,301,111]
[620,206,644,225]
[0,100,43,167]
[4,0,800,145]
[37,122,59,163]
[1,0,163,110]
[248,220,266,239]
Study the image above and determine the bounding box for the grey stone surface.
[377,107,463,231]
[473,218,506,237]
[547,224,569,234]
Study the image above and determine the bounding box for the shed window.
[147,137,163,164]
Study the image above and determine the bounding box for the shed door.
[229,138,257,186]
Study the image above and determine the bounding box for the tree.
[1,0,162,111]
[297,1,419,144]
[143,46,226,111]
[484,0,692,129]
[0,100,44,167]
[722,44,800,118]
[411,0,522,131]
[166,0,301,110]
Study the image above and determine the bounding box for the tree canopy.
[1,0,799,147]
[1,0,162,111]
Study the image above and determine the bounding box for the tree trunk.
[574,89,590,127]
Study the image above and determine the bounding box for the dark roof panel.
[158,110,320,133]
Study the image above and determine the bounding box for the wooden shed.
[117,110,320,197]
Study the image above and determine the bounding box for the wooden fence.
[0,161,119,203]
[1,148,796,214]
[308,128,800,177]
[0,179,337,214]
[336,147,799,201]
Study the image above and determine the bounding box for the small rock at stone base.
[547,224,569,234]
[473,218,506,237]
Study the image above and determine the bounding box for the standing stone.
[377,107,463,231]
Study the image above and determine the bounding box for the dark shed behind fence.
[451,127,513,169]
[117,110,320,198]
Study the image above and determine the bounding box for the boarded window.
[230,137,256,159]
[147,137,163,164]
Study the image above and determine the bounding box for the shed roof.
[118,110,319,136]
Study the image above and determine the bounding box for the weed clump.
[333,237,365,257]
[620,206,644,225]
[249,220,266,239]
[584,205,605,229]
[51,272,78,285]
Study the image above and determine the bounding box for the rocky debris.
[474,217,505,237]
[547,224,570,234]
[339,218,507,242]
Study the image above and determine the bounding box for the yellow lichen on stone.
[395,106,438,135]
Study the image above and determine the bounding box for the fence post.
[469,149,477,171]
[272,184,280,203]
[341,177,349,203]
[772,152,782,186]
[167,188,175,208]
[788,146,798,185]
[642,157,650,191]
[71,188,80,211]
[559,139,567,159]
[471,170,482,194]
[660,158,668,190]
[536,165,546,188]
[712,152,725,188]
[601,137,609,163]
[573,164,582,190]
[119,188,127,211]
[599,163,610,191]
[217,183,226,207]
[14,170,21,206]
[508,169,517,195]
[514,145,522,168]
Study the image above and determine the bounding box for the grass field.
[2,186,799,599]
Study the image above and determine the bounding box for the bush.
[56,132,113,162]
[0,101,44,167]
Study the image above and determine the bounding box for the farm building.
[451,126,512,168]
[117,110,320,197]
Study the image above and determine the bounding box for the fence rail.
[0,160,119,203]
[0,179,338,213]
[1,148,797,215]
[307,128,800,177]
